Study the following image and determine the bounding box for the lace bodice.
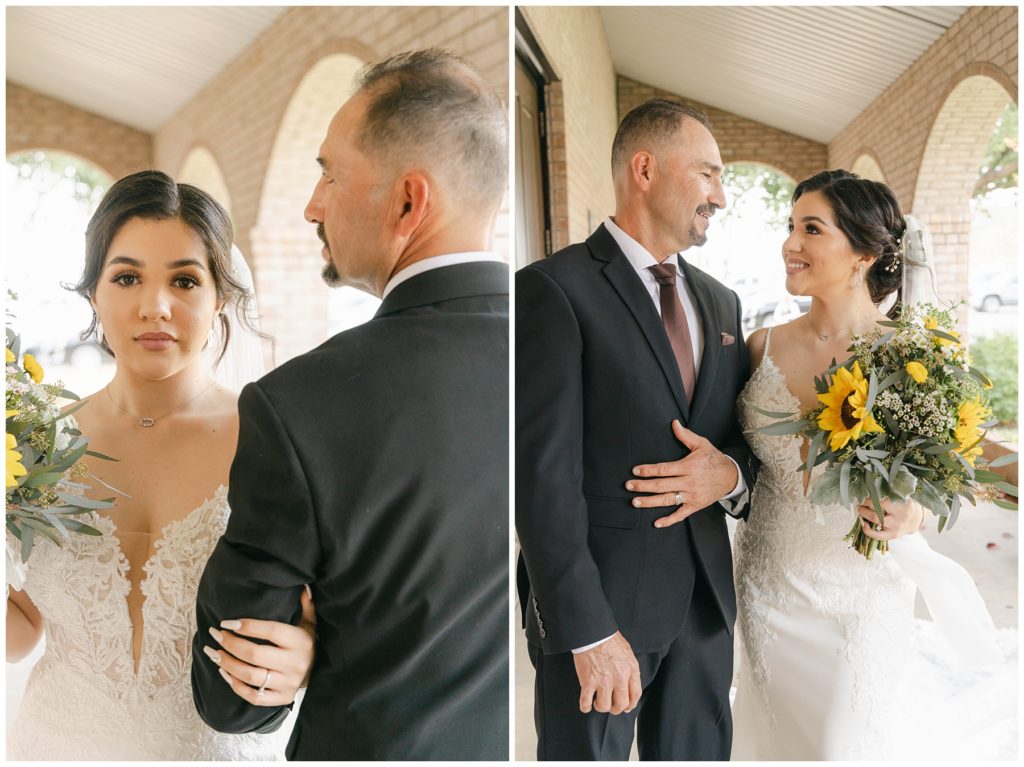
[7,487,287,760]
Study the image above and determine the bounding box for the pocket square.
[721,332,736,346]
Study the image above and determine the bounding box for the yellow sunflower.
[955,397,990,466]
[22,353,43,383]
[6,433,27,488]
[924,315,960,347]
[817,360,885,451]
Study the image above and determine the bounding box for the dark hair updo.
[792,169,906,317]
[70,169,258,364]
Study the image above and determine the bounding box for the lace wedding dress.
[7,486,292,760]
[732,328,1016,760]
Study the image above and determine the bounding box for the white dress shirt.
[382,251,506,299]
[571,220,747,655]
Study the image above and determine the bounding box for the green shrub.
[970,332,1018,425]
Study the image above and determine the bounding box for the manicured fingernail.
[220,619,242,631]
[218,668,231,683]
[304,584,312,599]
[209,627,224,643]
[632,467,641,475]
[633,498,641,507]
[203,646,221,665]
[655,521,664,528]
[625,481,634,490]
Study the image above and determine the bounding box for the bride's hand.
[859,498,924,541]
[204,585,316,707]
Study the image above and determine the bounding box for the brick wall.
[6,82,151,180]
[617,76,828,184]
[828,6,1017,304]
[519,6,618,248]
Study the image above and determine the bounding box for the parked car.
[742,291,811,330]
[970,273,1018,312]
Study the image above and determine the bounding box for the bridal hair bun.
[792,170,907,313]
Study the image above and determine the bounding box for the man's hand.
[859,497,924,541]
[626,420,739,528]
[573,631,642,715]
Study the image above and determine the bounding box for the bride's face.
[782,191,869,297]
[91,216,223,380]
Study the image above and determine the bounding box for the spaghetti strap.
[763,325,773,357]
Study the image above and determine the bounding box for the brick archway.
[912,69,1016,303]
[851,151,887,184]
[178,145,233,219]
[250,45,371,366]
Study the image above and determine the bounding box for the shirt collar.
[382,252,506,298]
[604,217,684,281]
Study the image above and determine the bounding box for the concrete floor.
[514,499,1019,760]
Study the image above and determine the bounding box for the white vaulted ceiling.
[600,6,969,144]
[6,6,287,133]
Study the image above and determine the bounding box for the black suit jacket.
[516,225,757,655]
[192,261,509,760]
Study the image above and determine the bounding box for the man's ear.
[631,151,656,192]
[394,172,431,237]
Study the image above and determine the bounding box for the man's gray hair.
[611,99,712,174]
[355,49,508,213]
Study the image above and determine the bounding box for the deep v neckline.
[753,336,815,494]
[94,485,228,677]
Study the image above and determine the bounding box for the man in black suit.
[191,50,508,760]
[516,99,758,760]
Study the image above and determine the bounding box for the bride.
[6,170,315,760]
[731,169,1015,760]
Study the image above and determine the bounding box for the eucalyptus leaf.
[865,370,879,412]
[865,473,885,519]
[85,449,119,463]
[973,468,1007,484]
[54,492,115,510]
[946,495,961,531]
[987,453,1018,469]
[22,472,65,489]
[20,517,63,546]
[20,526,35,563]
[869,330,896,352]
[59,519,103,536]
[994,481,1018,497]
[968,367,993,388]
[914,478,950,518]
[928,328,960,343]
[952,451,976,481]
[994,499,1019,510]
[856,448,889,459]
[923,442,960,455]
[876,320,901,328]
[749,404,798,419]
[839,460,852,506]
[757,420,808,436]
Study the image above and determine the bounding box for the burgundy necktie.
[648,262,696,400]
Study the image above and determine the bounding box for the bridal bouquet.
[6,319,116,566]
[758,303,1018,559]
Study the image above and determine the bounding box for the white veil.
[900,214,946,309]
[204,245,266,390]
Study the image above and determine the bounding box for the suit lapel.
[588,226,691,423]
[679,255,720,419]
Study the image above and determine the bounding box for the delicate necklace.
[806,314,878,342]
[106,381,217,428]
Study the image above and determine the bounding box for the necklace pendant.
[139,417,156,428]
[818,332,829,341]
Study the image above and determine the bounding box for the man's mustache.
[697,204,718,218]
[317,223,329,252]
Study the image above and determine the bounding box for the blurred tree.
[7,151,108,224]
[974,102,1017,199]
[720,163,795,228]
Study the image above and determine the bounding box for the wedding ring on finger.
[873,522,883,531]
[674,492,683,506]
[256,668,271,698]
